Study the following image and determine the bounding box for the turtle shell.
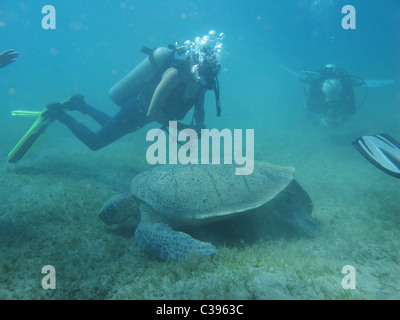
[131,162,294,225]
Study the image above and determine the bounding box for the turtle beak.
[99,194,136,225]
[99,199,118,225]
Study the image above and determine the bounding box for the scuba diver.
[8,31,224,162]
[279,63,372,128]
[0,49,18,69]
[300,64,367,128]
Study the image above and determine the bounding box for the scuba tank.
[109,47,175,106]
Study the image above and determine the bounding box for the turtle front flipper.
[135,203,217,261]
[99,193,138,225]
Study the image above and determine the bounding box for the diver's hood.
[321,64,337,74]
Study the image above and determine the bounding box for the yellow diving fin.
[7,97,73,163]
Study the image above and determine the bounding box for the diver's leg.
[57,98,150,151]
[80,104,111,126]
[63,94,111,126]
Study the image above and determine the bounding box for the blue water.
[0,0,399,300]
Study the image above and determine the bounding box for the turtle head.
[99,193,138,225]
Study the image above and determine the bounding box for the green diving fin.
[7,97,73,163]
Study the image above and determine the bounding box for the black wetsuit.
[57,60,202,151]
[58,96,151,151]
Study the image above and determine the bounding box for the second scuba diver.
[8,31,224,162]
[300,64,367,128]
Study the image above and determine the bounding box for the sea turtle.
[99,162,316,261]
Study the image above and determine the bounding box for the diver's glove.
[0,49,18,68]
[42,103,65,120]
[320,116,345,128]
[63,94,88,113]
[42,94,88,120]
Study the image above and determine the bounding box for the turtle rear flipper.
[281,203,318,236]
[268,180,318,236]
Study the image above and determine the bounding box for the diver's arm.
[147,68,180,126]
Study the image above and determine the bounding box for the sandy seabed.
[0,114,399,300]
